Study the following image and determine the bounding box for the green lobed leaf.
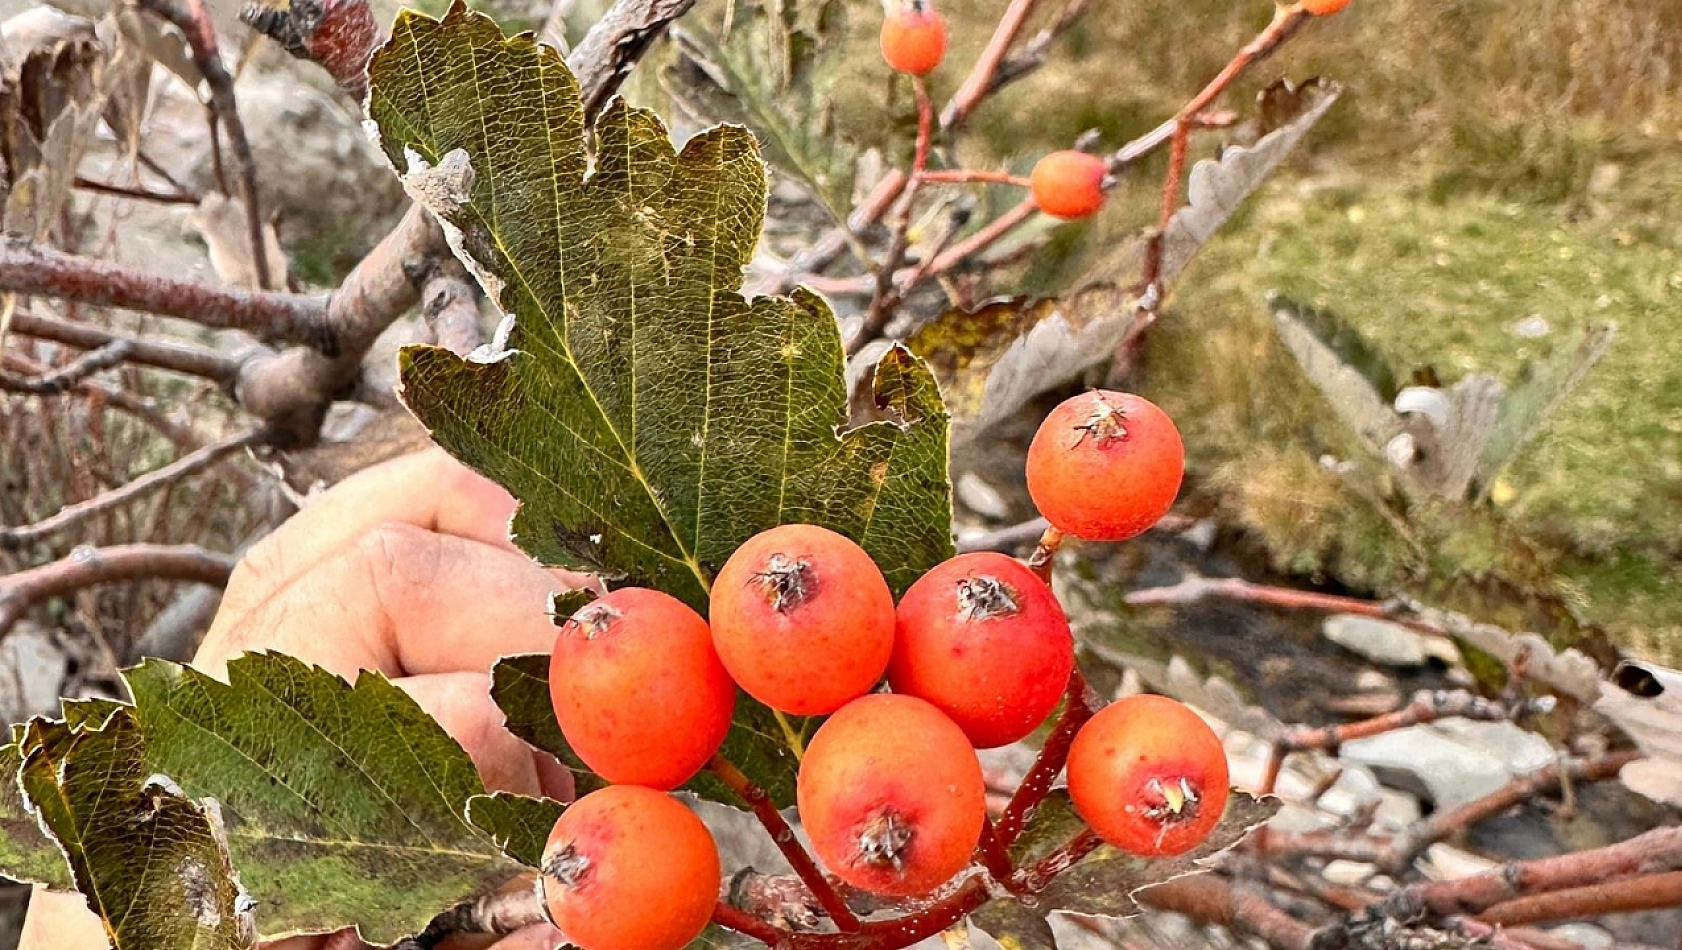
[465,792,566,867]
[0,738,72,889]
[970,899,1058,950]
[16,710,254,949]
[490,653,804,808]
[367,3,953,611]
[1027,789,1280,918]
[124,653,524,945]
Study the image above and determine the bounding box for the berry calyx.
[550,588,735,789]
[1066,694,1230,857]
[710,524,895,715]
[1300,0,1352,15]
[1030,150,1108,220]
[1025,390,1184,541]
[541,785,721,950]
[879,0,947,76]
[797,694,985,896]
[888,552,1075,748]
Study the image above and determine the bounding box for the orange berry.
[1025,390,1184,541]
[549,588,735,789]
[880,1,947,76]
[1067,695,1230,857]
[1300,0,1352,15]
[888,552,1074,748]
[1030,150,1108,220]
[541,785,721,950]
[710,524,895,716]
[797,694,985,896]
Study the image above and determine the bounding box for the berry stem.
[849,77,937,357]
[712,900,789,948]
[995,668,1092,847]
[706,755,863,932]
[914,169,1033,187]
[1010,828,1102,892]
[974,819,1019,890]
[1025,524,1064,584]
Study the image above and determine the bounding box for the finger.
[219,449,525,626]
[197,522,570,680]
[18,888,110,950]
[397,672,572,800]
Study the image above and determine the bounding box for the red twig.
[0,428,269,552]
[940,0,1044,130]
[1278,690,1533,755]
[1011,828,1101,892]
[996,667,1091,847]
[1141,876,1317,950]
[137,0,272,291]
[0,543,235,635]
[1124,574,1402,617]
[0,240,328,349]
[1478,871,1682,927]
[713,901,790,948]
[974,820,1018,889]
[707,756,862,932]
[848,78,936,357]
[1024,524,1064,585]
[914,170,1032,187]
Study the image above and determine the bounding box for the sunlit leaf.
[0,738,71,889]
[466,792,566,867]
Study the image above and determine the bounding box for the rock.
[1547,923,1614,948]
[0,622,69,723]
[1340,722,1549,809]
[1421,843,1498,881]
[1322,614,1427,666]
[1321,860,1376,887]
[955,471,1012,520]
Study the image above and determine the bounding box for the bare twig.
[1478,871,1682,927]
[1140,875,1317,950]
[0,543,235,636]
[984,0,1092,96]
[1,353,201,452]
[0,240,329,349]
[392,881,548,950]
[957,517,1051,553]
[1124,574,1405,616]
[940,0,1045,130]
[849,78,935,357]
[241,0,381,99]
[915,170,1032,187]
[0,428,269,551]
[567,0,698,119]
[72,176,200,206]
[0,342,133,394]
[10,310,241,384]
[137,0,272,290]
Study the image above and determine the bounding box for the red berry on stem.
[541,785,721,950]
[798,694,986,896]
[880,0,947,76]
[710,524,895,716]
[1066,694,1230,857]
[889,552,1074,748]
[1030,150,1108,220]
[1025,390,1184,541]
[550,588,735,789]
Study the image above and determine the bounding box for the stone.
[1322,614,1427,667]
[0,623,69,724]
[1340,723,1539,809]
[1321,860,1376,887]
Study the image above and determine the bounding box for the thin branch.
[939,0,1045,130]
[0,543,235,636]
[1025,524,1064,584]
[0,342,133,394]
[1140,875,1316,950]
[1124,574,1405,616]
[957,517,1051,554]
[707,755,862,932]
[1,353,201,452]
[848,78,935,357]
[0,428,269,551]
[567,0,698,119]
[983,0,1092,96]
[974,820,1019,890]
[915,170,1032,187]
[0,240,329,349]
[73,176,200,205]
[10,310,241,384]
[138,0,272,290]
[1478,871,1682,927]
[1278,690,1542,755]
[392,882,548,950]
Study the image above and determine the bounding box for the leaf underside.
[368,2,953,612]
[16,711,253,949]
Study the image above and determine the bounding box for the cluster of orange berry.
[537,392,1232,950]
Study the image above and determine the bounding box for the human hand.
[21,448,581,950]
